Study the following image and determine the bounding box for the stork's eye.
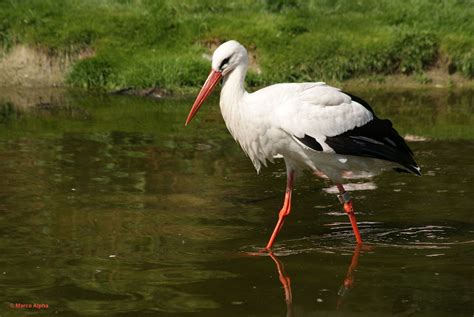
[219,57,231,70]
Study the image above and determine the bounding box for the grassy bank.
[0,0,473,91]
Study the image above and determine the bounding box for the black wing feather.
[295,134,323,151]
[342,91,375,114]
[325,117,420,175]
[323,93,420,175]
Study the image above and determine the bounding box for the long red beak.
[185,69,222,126]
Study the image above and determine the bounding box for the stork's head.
[212,40,248,76]
[185,40,247,126]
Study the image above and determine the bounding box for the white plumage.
[185,40,420,249]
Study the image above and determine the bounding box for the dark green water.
[0,88,472,316]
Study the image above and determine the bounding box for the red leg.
[265,170,295,250]
[336,184,363,244]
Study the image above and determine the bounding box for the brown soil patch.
[0,45,94,87]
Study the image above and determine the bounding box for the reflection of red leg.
[265,170,295,250]
[268,252,292,305]
[337,244,362,308]
[268,252,294,317]
[336,184,362,244]
[343,243,362,290]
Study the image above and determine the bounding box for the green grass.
[0,0,473,90]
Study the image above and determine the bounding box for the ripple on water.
[240,223,474,257]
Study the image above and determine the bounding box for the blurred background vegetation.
[0,0,473,91]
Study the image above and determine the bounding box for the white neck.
[219,63,249,147]
[218,62,267,172]
[220,63,248,105]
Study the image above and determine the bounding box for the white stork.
[185,40,420,249]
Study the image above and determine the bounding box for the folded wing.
[274,84,420,175]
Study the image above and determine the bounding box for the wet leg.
[265,170,295,250]
[336,184,363,244]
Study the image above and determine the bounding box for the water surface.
[0,88,472,316]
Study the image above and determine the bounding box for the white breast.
[220,92,286,172]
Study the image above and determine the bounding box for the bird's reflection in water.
[265,244,363,316]
[336,243,362,309]
[268,252,294,317]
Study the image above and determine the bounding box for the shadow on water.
[0,87,473,316]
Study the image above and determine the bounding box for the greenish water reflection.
[0,88,472,316]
